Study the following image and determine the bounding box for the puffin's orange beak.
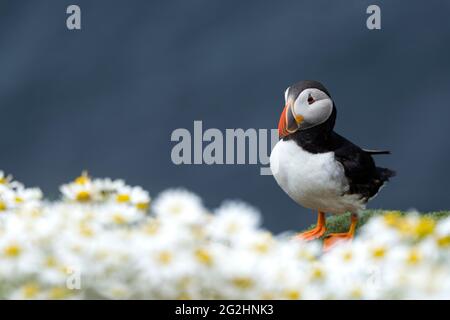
[278,104,303,138]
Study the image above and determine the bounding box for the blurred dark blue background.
[1,0,449,232]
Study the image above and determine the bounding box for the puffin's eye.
[307,94,315,105]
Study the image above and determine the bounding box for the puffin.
[270,80,395,250]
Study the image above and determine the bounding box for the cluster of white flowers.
[0,172,449,299]
[60,171,150,212]
[0,171,42,212]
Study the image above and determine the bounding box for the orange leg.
[295,211,326,241]
[323,213,358,252]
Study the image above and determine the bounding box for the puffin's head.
[278,80,334,138]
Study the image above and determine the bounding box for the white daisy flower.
[152,189,206,225]
[207,201,261,243]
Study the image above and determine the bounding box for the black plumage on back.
[285,105,395,201]
[331,133,395,200]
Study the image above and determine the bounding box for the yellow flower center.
[46,256,57,267]
[342,251,353,262]
[298,250,316,262]
[116,194,130,203]
[195,248,213,266]
[23,283,39,299]
[113,214,126,225]
[177,293,192,300]
[253,242,270,254]
[350,288,363,299]
[49,287,70,299]
[372,247,386,259]
[311,267,324,280]
[4,244,21,257]
[76,191,91,202]
[79,225,94,237]
[283,289,301,300]
[75,172,89,185]
[0,201,6,211]
[383,211,402,227]
[398,222,414,236]
[157,251,173,265]
[136,201,150,211]
[15,196,24,203]
[414,218,435,238]
[437,235,450,247]
[231,277,254,289]
[407,249,422,265]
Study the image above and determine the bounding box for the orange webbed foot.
[323,232,354,252]
[294,211,326,241]
[322,213,358,252]
[295,224,326,241]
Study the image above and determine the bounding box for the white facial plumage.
[284,87,290,103]
[288,88,333,130]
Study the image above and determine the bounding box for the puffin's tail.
[363,149,391,155]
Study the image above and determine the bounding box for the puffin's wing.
[363,149,391,155]
[331,134,394,200]
[334,144,377,184]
